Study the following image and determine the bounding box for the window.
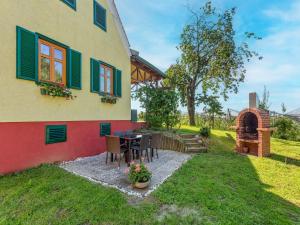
[100,64,113,95]
[62,0,76,10]
[94,0,107,31]
[90,58,122,97]
[39,39,67,85]
[16,26,82,89]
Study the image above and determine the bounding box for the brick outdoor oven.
[235,93,271,157]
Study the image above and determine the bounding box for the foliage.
[165,1,261,125]
[258,85,271,110]
[133,86,180,129]
[1,129,299,224]
[281,103,287,114]
[101,95,118,104]
[201,95,224,128]
[138,111,145,121]
[179,114,235,131]
[128,162,152,184]
[199,127,211,138]
[272,117,300,141]
[37,82,76,99]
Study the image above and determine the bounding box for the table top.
[120,134,142,140]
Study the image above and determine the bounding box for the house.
[0,0,164,175]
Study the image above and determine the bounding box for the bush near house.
[133,86,180,129]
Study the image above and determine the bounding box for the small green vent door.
[46,125,67,144]
[100,123,111,136]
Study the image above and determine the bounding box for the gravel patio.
[60,150,192,198]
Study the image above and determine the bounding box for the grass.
[0,126,299,225]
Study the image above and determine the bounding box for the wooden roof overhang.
[131,50,165,88]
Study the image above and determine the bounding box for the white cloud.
[264,1,300,22]
[245,26,300,85]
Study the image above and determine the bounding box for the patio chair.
[150,133,161,160]
[105,135,128,167]
[131,134,151,163]
[114,131,125,145]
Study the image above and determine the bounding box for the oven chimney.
[249,92,258,108]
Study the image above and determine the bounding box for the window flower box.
[101,95,118,104]
[37,82,76,100]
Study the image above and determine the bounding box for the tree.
[281,103,287,114]
[133,86,180,129]
[202,95,224,128]
[138,111,145,121]
[258,85,270,111]
[165,1,261,126]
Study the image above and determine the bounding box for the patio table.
[120,134,142,166]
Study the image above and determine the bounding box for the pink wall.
[0,120,144,175]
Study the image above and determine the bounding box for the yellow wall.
[0,0,131,122]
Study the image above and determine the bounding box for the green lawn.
[1,127,299,225]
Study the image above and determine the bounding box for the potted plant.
[128,161,151,189]
[101,94,118,104]
[36,82,76,100]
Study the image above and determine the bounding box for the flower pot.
[134,180,150,189]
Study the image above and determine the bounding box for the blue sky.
[115,0,300,113]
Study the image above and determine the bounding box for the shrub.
[200,127,211,138]
[272,117,300,141]
[133,86,180,129]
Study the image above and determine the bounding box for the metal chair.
[150,133,161,160]
[131,134,151,163]
[105,135,128,167]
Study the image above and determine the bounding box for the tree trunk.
[187,91,196,126]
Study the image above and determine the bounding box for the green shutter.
[69,49,81,89]
[93,0,107,31]
[90,58,100,93]
[114,69,122,97]
[100,123,111,136]
[62,0,76,10]
[113,68,117,96]
[16,26,37,81]
[131,110,138,122]
[46,125,67,144]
